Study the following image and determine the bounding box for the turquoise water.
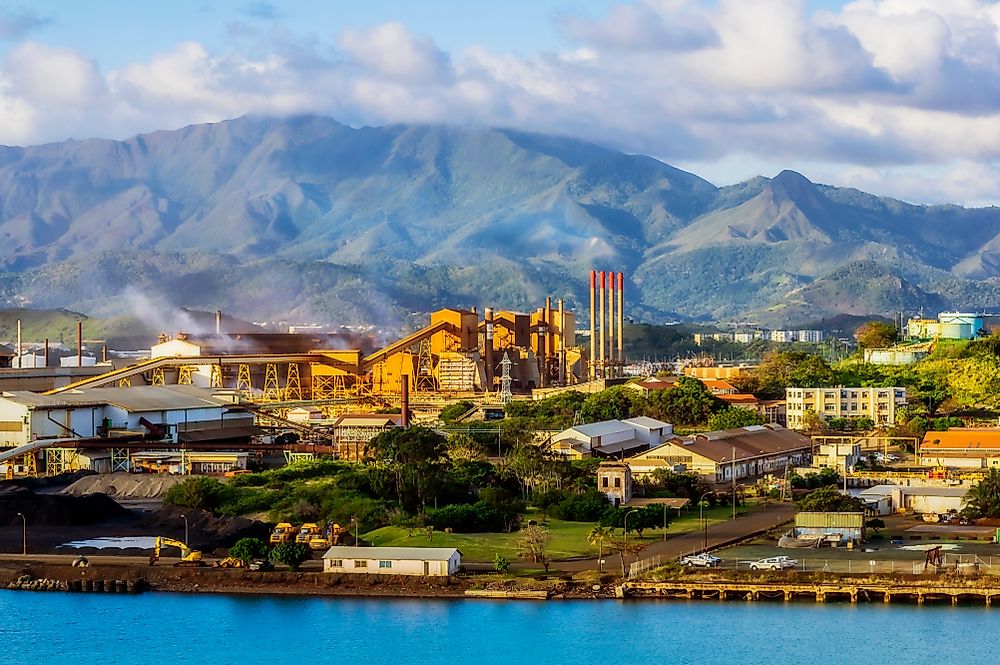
[2,592,997,664]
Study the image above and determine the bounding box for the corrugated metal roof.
[676,426,811,463]
[795,512,865,528]
[322,546,460,560]
[332,414,403,428]
[568,420,633,437]
[623,416,671,430]
[920,429,1000,451]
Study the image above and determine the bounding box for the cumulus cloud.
[0,1,997,204]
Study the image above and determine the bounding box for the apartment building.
[785,387,907,430]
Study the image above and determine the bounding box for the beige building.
[597,461,632,506]
[322,546,461,576]
[627,425,812,484]
[785,387,906,430]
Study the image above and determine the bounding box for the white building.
[770,330,797,343]
[859,485,968,516]
[549,417,673,459]
[797,330,825,343]
[322,546,461,576]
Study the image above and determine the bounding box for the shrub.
[163,477,231,513]
[548,490,612,522]
[269,542,311,571]
[229,537,268,564]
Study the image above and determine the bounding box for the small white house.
[322,546,462,576]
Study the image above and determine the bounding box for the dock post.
[884,592,891,604]
[784,590,792,602]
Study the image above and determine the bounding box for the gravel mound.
[137,505,271,552]
[61,473,185,499]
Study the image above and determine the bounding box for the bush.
[229,537,268,564]
[426,500,518,532]
[547,490,612,522]
[163,477,231,513]
[269,542,311,571]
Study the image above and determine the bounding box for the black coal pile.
[0,485,129,526]
[137,505,270,552]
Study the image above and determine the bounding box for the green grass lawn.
[364,503,761,562]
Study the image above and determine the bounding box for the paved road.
[553,502,796,574]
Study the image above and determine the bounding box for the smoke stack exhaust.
[617,272,625,375]
[77,320,83,368]
[400,375,410,429]
[216,310,222,335]
[589,271,596,380]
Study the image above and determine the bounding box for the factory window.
[379,560,393,569]
[329,559,343,568]
[354,560,367,569]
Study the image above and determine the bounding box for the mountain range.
[1,114,998,329]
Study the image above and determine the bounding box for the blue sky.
[0,0,997,205]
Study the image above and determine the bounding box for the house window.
[354,560,367,569]
[379,560,393,569]
[614,477,621,488]
[602,477,609,488]
[330,559,343,567]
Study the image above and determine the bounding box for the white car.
[749,556,797,571]
[874,452,900,463]
[679,553,722,568]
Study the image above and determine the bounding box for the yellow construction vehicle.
[269,522,298,545]
[149,537,204,567]
[308,522,351,550]
[213,556,245,568]
[295,523,322,545]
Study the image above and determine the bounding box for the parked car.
[679,553,722,568]
[749,556,797,571]
[248,559,274,572]
[874,452,900,463]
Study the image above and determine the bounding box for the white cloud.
[0,2,998,205]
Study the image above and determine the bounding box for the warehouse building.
[322,546,461,576]
[919,429,1000,469]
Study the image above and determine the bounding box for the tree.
[445,433,488,462]
[516,524,552,572]
[865,518,885,535]
[856,320,897,349]
[646,377,723,425]
[797,485,865,512]
[163,476,230,512]
[800,409,828,433]
[964,469,1000,518]
[580,386,647,422]
[439,400,476,423]
[740,352,836,399]
[706,407,765,431]
[368,427,448,512]
[587,525,613,568]
[268,542,311,571]
[949,355,1000,409]
[493,554,510,574]
[229,537,268,564]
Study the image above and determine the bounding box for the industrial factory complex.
[0,271,635,476]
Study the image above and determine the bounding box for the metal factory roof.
[322,546,460,561]
[676,425,812,463]
[622,416,671,430]
[331,414,404,428]
[1,385,235,412]
[920,429,1000,452]
[565,420,634,438]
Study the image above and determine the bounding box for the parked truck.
[308,521,351,550]
[269,522,298,545]
[296,523,323,545]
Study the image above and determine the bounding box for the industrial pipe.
[400,375,410,429]
[44,339,49,368]
[557,298,565,385]
[599,272,606,376]
[589,271,596,380]
[16,320,21,368]
[617,272,624,377]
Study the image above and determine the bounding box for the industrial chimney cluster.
[589,270,625,380]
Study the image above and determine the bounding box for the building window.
[354,560,367,569]
[329,559,343,567]
[379,560,393,569]
[602,476,609,488]
[614,477,621,488]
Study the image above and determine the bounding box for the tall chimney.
[16,319,21,368]
[216,310,222,335]
[617,272,625,376]
[77,320,83,368]
[557,298,565,385]
[44,338,49,368]
[599,271,606,376]
[607,272,615,369]
[589,271,596,380]
[484,308,495,388]
[102,345,108,363]
[400,375,410,429]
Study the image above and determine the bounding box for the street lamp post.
[623,509,639,576]
[351,518,359,546]
[662,504,668,541]
[15,512,25,555]
[699,492,712,551]
[180,514,189,545]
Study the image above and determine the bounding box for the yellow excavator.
[149,537,205,567]
[269,522,298,545]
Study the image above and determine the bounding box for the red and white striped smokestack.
[599,271,606,374]
[617,272,624,373]
[608,270,615,367]
[589,271,596,380]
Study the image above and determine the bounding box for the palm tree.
[965,469,1000,518]
[588,525,612,572]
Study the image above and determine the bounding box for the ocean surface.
[2,591,998,665]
